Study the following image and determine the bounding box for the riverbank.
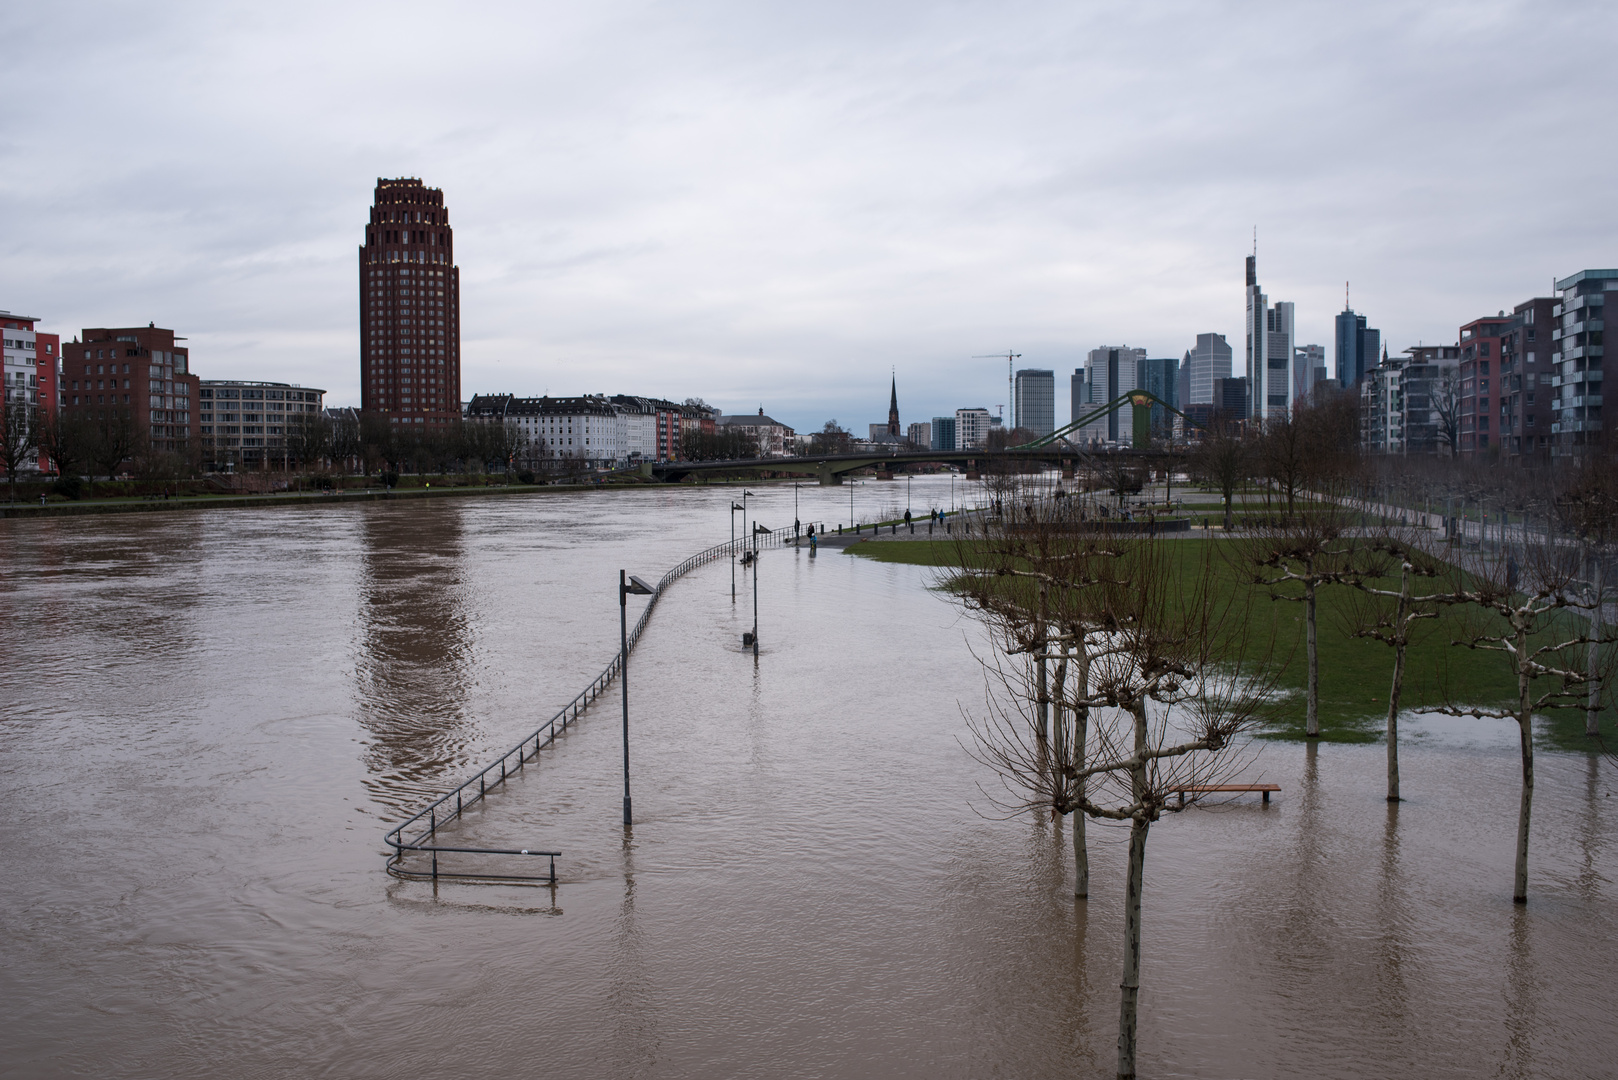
[847,538,1615,752]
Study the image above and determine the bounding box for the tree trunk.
[1588,553,1603,738]
[1073,643,1091,898]
[1117,701,1151,1080]
[1036,585,1050,750]
[1386,561,1411,802]
[1116,814,1148,1079]
[1514,633,1534,904]
[1305,572,1319,737]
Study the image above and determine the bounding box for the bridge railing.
[384,520,823,884]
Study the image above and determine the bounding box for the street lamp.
[619,570,655,826]
[730,500,746,602]
[750,522,769,656]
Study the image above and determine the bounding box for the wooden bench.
[1171,783,1280,808]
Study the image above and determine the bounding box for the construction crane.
[972,351,1021,429]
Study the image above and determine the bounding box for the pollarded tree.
[1246,504,1356,737]
[1345,531,1454,800]
[1438,537,1616,902]
[957,523,1277,1079]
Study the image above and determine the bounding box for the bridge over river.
[643,445,1180,484]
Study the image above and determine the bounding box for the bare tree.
[954,517,1277,1079]
[1257,410,1307,520]
[1437,538,1614,902]
[0,397,38,501]
[1553,454,1618,738]
[1346,533,1453,800]
[89,408,140,481]
[1431,366,1461,458]
[1190,419,1249,530]
[1248,505,1355,737]
[37,408,91,482]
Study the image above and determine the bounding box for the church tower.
[887,375,900,436]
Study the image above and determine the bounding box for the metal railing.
[384,521,822,884]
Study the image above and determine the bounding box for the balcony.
[1567,395,1604,409]
[1566,345,1606,361]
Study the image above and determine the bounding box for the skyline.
[3,1,1614,435]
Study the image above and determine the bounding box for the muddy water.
[1,480,1615,1079]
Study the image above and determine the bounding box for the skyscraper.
[359,178,461,426]
[1294,343,1327,402]
[1185,332,1232,405]
[1245,256,1293,422]
[1137,356,1179,435]
[1013,368,1055,435]
[1077,346,1144,444]
[1335,305,1381,388]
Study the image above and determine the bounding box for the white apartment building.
[955,407,993,449]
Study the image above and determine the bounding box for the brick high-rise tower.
[359,178,460,426]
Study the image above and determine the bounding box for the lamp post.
[730,500,745,602]
[619,570,655,826]
[751,522,769,657]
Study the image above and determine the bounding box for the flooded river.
[2,479,1615,1079]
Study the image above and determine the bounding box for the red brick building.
[1457,314,1511,456]
[61,324,199,462]
[1497,297,1557,462]
[359,177,460,428]
[2,309,59,472]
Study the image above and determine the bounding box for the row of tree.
[951,453,1618,1078]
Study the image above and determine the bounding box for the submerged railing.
[385,521,822,884]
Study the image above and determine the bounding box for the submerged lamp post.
[750,522,769,656]
[730,501,744,602]
[619,570,656,825]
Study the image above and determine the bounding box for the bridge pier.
[875,469,893,480]
[965,459,980,481]
[816,465,843,486]
[1061,459,1075,480]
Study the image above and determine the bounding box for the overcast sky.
[3,1,1613,433]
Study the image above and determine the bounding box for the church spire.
[887,373,900,436]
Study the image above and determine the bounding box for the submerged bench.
[1172,783,1280,808]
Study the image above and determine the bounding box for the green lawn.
[848,538,1615,752]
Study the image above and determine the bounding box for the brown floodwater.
[2,481,1615,1079]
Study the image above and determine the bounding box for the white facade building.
[955,407,993,449]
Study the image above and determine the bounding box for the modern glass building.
[930,416,956,451]
[1013,368,1055,436]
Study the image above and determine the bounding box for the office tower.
[1177,353,1191,409]
[930,415,956,451]
[1212,376,1249,421]
[1245,256,1294,422]
[360,177,460,426]
[61,325,198,457]
[1013,368,1055,435]
[1137,356,1179,436]
[907,421,931,448]
[1294,344,1326,403]
[1186,332,1232,405]
[1076,346,1144,444]
[1335,306,1381,388]
[1552,269,1618,455]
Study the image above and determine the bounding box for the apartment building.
[199,380,326,470]
[61,324,198,459]
[1,310,59,472]
[1457,314,1512,456]
[1551,269,1617,454]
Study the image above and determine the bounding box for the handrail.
[384,520,822,884]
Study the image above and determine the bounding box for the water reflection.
[1374,801,1413,1058]
[354,504,477,815]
